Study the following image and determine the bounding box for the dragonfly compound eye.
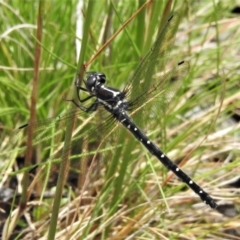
[96,72,106,84]
[85,73,98,92]
[85,72,106,93]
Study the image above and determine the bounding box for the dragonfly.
[18,13,217,208]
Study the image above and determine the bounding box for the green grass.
[1,0,240,239]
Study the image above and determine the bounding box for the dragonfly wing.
[129,60,189,116]
[124,13,181,102]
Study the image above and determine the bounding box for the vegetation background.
[0,0,239,239]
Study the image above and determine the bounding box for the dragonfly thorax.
[85,72,124,106]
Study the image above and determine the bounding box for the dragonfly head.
[85,72,106,93]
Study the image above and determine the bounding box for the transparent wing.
[124,13,181,101]
[123,13,188,125]
[8,105,119,189]
[129,61,189,115]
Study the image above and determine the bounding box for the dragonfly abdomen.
[114,109,217,209]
